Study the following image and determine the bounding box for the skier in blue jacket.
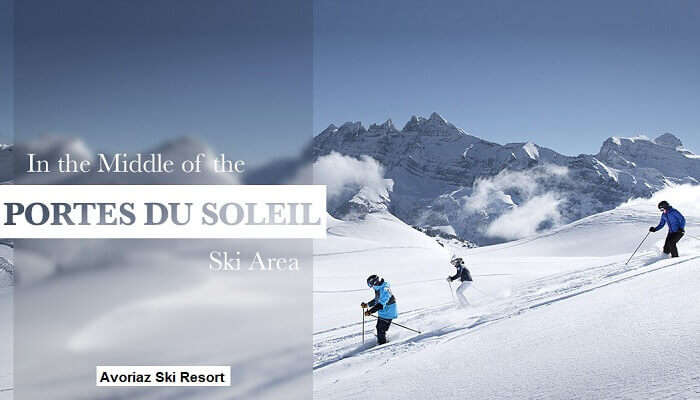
[361,275,397,344]
[649,201,685,257]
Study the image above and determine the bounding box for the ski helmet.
[658,200,670,210]
[450,256,464,266]
[366,274,381,287]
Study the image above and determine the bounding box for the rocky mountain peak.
[654,133,683,148]
[320,124,338,136]
[429,112,448,123]
[337,121,367,136]
[402,115,426,132]
[368,119,399,135]
[401,112,463,137]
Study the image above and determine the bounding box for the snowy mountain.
[0,255,12,288]
[11,136,93,184]
[0,145,13,183]
[313,184,700,399]
[313,113,699,244]
[12,136,239,185]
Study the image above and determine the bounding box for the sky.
[314,0,700,156]
[11,0,312,162]
[4,1,699,158]
[0,1,11,144]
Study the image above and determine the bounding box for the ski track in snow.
[314,188,700,400]
[312,277,501,294]
[314,251,698,371]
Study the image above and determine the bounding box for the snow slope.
[313,185,700,399]
[13,239,311,400]
[0,244,13,400]
[4,136,312,399]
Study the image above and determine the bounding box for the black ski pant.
[663,231,684,258]
[376,317,392,344]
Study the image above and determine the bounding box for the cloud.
[313,152,391,210]
[464,164,567,212]
[485,193,564,240]
[462,164,569,240]
[623,183,700,217]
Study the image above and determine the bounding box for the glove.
[361,302,367,308]
[364,310,372,316]
[446,277,452,282]
[649,227,656,232]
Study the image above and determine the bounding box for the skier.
[361,274,397,345]
[649,200,685,258]
[447,256,472,307]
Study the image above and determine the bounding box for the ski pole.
[362,308,365,344]
[446,260,456,303]
[368,315,421,334]
[625,231,651,266]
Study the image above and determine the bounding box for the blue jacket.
[655,207,686,233]
[367,281,398,320]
